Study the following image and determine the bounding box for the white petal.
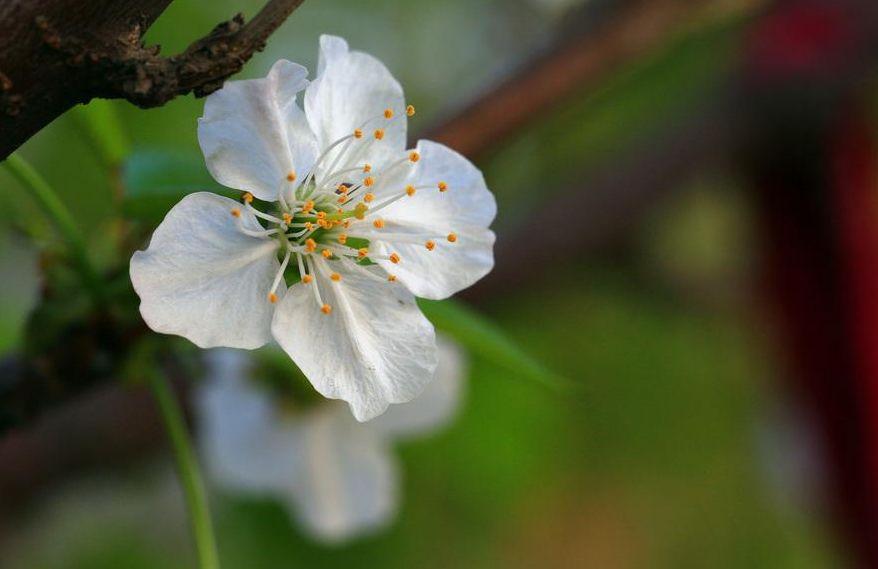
[195,350,297,493]
[271,260,437,421]
[305,35,406,172]
[282,406,398,543]
[198,60,318,202]
[367,336,467,440]
[367,140,497,299]
[130,192,282,349]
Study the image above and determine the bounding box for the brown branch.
[0,0,305,160]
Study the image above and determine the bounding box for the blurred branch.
[0,0,305,159]
[422,0,740,159]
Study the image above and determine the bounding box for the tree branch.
[0,0,305,159]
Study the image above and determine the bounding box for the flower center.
[227,104,458,315]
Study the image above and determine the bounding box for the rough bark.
[0,0,305,159]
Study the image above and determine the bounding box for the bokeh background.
[2,0,877,566]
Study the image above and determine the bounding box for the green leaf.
[74,99,130,167]
[122,150,232,224]
[419,298,574,391]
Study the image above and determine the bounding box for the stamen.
[304,256,325,309]
[337,234,348,244]
[268,293,278,303]
[374,129,385,140]
[364,192,375,203]
[268,249,291,301]
[243,192,254,204]
[363,164,372,173]
[303,275,313,284]
[363,176,375,187]
[354,129,364,139]
[406,105,416,117]
[447,232,458,242]
[425,240,436,251]
[358,247,368,259]
[383,108,394,119]
[322,249,333,259]
[408,151,420,163]
[388,274,397,282]
[322,304,332,315]
[305,238,317,252]
[286,171,297,182]
[406,185,416,196]
[330,272,341,281]
[373,218,384,228]
[438,181,448,192]
[389,252,400,264]
[230,208,241,218]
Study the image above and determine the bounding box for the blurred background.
[2,0,878,566]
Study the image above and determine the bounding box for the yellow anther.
[405,185,416,197]
[305,238,317,252]
[286,171,297,182]
[242,192,254,204]
[302,200,315,213]
[447,232,458,243]
[302,274,313,284]
[358,247,368,258]
[337,195,348,204]
[363,163,372,173]
[282,213,293,224]
[389,252,400,264]
[388,274,397,282]
[409,151,420,163]
[384,108,394,119]
[373,218,384,229]
[304,221,314,231]
[321,304,332,315]
[406,105,416,117]
[316,211,326,220]
[354,128,363,138]
[268,292,278,304]
[338,234,348,244]
[425,240,436,251]
[330,272,341,282]
[438,181,448,192]
[322,249,333,259]
[364,192,375,203]
[364,176,375,187]
[354,203,368,220]
[343,220,351,228]
[337,183,349,194]
[318,219,330,229]
[374,129,385,140]
[230,208,241,218]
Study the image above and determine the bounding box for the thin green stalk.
[3,153,105,302]
[148,370,221,569]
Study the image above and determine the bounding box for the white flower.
[130,35,496,421]
[195,339,466,543]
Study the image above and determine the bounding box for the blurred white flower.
[195,339,466,543]
[130,35,495,421]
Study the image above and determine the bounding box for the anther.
[282,213,293,224]
[364,192,375,203]
[322,249,333,259]
[384,108,394,119]
[354,129,364,139]
[337,195,348,204]
[330,272,341,281]
[425,240,436,251]
[321,304,332,315]
[286,171,297,182]
[337,184,349,194]
[316,211,326,220]
[447,232,458,243]
[373,219,385,229]
[438,181,448,192]
[242,192,254,204]
[406,105,416,117]
[305,238,317,252]
[388,274,397,282]
[302,201,315,213]
[230,208,241,218]
[302,274,313,284]
[268,292,278,303]
[354,203,368,219]
[338,234,348,244]
[409,151,420,163]
[358,248,368,258]
[305,222,314,231]
[364,176,375,187]
[405,185,416,196]
[374,129,385,140]
[389,252,400,264]
[363,164,372,173]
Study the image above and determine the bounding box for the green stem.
[148,371,221,569]
[3,153,105,302]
